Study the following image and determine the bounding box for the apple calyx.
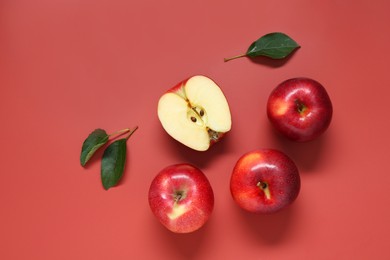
[208,129,222,142]
[257,181,271,200]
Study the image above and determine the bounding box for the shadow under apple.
[236,202,296,245]
[267,123,329,173]
[159,125,235,169]
[149,213,210,259]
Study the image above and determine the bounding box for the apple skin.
[267,77,333,142]
[230,149,300,214]
[168,77,190,93]
[148,163,214,233]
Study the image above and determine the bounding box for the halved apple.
[157,75,232,151]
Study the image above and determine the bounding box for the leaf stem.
[108,126,138,141]
[224,53,247,62]
[109,128,130,138]
[125,126,139,140]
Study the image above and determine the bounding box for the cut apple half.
[158,75,232,151]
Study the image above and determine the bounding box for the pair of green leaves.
[80,127,138,190]
[224,32,300,62]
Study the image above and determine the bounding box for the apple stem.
[224,53,247,62]
[257,181,267,190]
[174,193,183,203]
[295,100,307,114]
[257,181,271,200]
[173,190,186,203]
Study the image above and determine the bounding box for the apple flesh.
[158,75,232,151]
[267,77,333,142]
[230,149,300,214]
[148,163,214,233]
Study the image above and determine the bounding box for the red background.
[1,0,390,259]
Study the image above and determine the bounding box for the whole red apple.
[148,163,214,233]
[230,149,300,214]
[267,77,333,142]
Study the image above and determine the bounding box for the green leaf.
[224,32,300,62]
[80,129,109,166]
[246,32,300,59]
[101,139,127,190]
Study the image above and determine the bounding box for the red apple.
[157,75,232,151]
[230,149,300,214]
[148,163,214,233]
[267,77,333,142]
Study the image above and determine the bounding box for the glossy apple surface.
[148,163,214,233]
[157,75,232,151]
[230,149,300,214]
[267,77,333,142]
